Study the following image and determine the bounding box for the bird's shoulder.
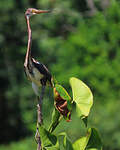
[32,58,51,76]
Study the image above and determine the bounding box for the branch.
[37,103,43,125]
[86,0,97,16]
[35,86,45,150]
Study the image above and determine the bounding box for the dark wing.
[32,58,52,84]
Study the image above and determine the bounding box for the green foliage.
[54,84,72,112]
[57,133,73,150]
[70,77,93,118]
[73,128,102,150]
[0,0,120,150]
[36,77,101,150]
[0,138,36,150]
[39,125,57,149]
[0,128,102,150]
[49,108,61,133]
[55,84,71,102]
[86,128,102,150]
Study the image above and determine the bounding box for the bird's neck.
[25,17,32,66]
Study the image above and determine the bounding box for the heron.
[24,8,53,145]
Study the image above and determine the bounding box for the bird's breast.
[33,67,44,81]
[24,66,43,87]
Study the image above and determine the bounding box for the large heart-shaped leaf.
[72,128,102,150]
[69,77,93,118]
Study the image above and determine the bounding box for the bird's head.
[25,8,51,19]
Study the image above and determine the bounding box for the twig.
[35,100,43,150]
[35,126,42,150]
[37,103,43,125]
[35,86,45,150]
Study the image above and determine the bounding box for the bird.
[24,8,54,148]
[24,8,53,103]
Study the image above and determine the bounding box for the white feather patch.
[32,82,39,96]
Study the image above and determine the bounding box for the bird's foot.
[35,127,41,144]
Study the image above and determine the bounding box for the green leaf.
[73,137,89,150]
[72,131,91,150]
[39,125,57,148]
[86,128,102,150]
[49,108,61,133]
[55,84,71,101]
[58,133,73,150]
[54,84,72,116]
[72,128,102,150]
[69,77,93,118]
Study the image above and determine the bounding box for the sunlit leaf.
[72,128,102,150]
[73,137,89,150]
[72,129,90,150]
[69,77,93,118]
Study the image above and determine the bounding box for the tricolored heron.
[24,8,53,145]
[24,8,53,100]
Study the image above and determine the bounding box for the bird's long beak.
[33,9,51,14]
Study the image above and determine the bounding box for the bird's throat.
[24,17,32,67]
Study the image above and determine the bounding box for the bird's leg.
[39,85,46,105]
[35,98,42,149]
[37,85,45,125]
[35,85,46,150]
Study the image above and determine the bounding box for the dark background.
[0,0,120,150]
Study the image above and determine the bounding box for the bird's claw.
[35,128,40,144]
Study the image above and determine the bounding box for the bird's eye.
[26,13,29,16]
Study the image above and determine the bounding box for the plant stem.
[35,103,43,150]
[37,103,43,125]
[36,86,45,150]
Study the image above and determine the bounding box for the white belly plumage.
[25,67,44,96]
[25,67,44,87]
[32,82,39,96]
